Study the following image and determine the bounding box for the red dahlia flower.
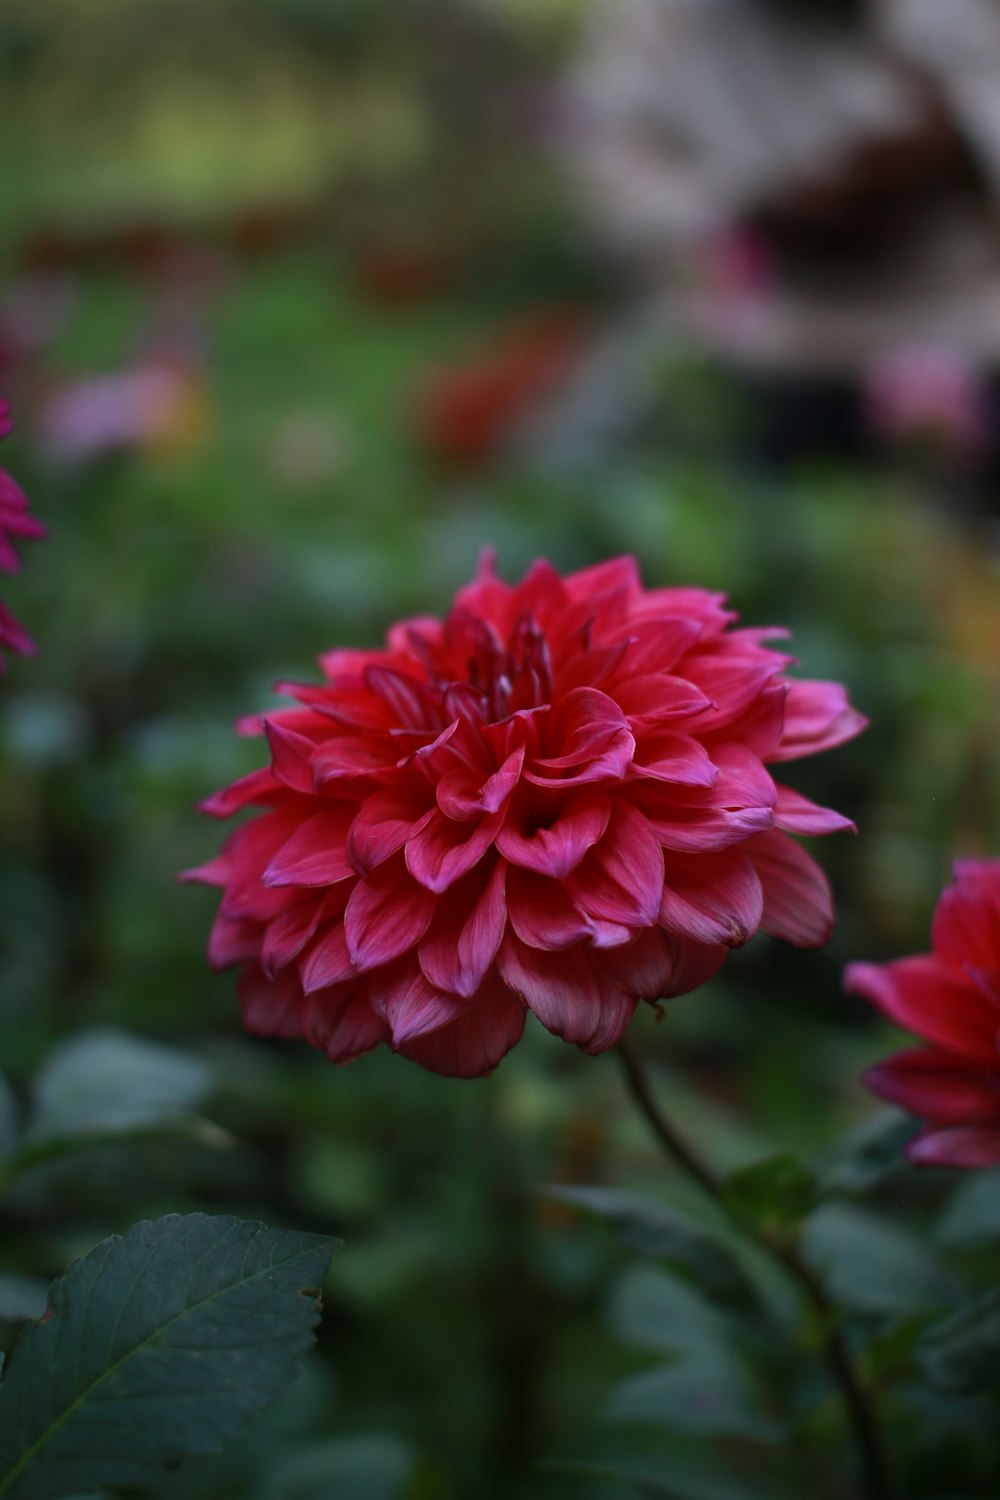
[186,556,864,1077]
[0,401,46,670]
[846,860,1000,1168]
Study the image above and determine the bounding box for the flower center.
[444,608,554,725]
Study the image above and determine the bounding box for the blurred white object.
[565,0,1000,375]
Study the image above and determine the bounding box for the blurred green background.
[2,2,1000,1497]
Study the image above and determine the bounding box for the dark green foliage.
[542,1187,755,1307]
[0,1033,218,1188]
[919,1291,1000,1395]
[605,1265,784,1443]
[802,1204,963,1319]
[722,1156,816,1242]
[0,1215,337,1500]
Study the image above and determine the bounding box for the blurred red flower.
[186,556,864,1076]
[847,860,1000,1168]
[416,309,590,470]
[0,402,46,670]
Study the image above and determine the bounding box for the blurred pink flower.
[863,346,992,462]
[186,556,864,1077]
[38,351,209,466]
[846,859,1000,1167]
[0,402,46,670]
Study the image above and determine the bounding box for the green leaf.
[258,1434,413,1500]
[723,1156,816,1241]
[0,1278,48,1323]
[608,1263,726,1359]
[802,1203,962,1318]
[608,1361,784,1445]
[817,1110,914,1194]
[0,1075,18,1160]
[937,1170,1000,1246]
[606,1265,784,1444]
[546,1456,786,1499]
[0,1032,223,1187]
[542,1186,753,1305]
[918,1290,1000,1393]
[0,1213,338,1500]
[26,1029,211,1143]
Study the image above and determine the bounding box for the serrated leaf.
[936,1170,1000,1246]
[26,1030,210,1144]
[606,1265,784,1443]
[0,1278,48,1323]
[723,1156,816,1240]
[918,1290,1000,1393]
[543,1186,753,1305]
[802,1203,962,1318]
[0,1213,338,1500]
[258,1434,412,1500]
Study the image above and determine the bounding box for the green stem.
[616,1034,893,1500]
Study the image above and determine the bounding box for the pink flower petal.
[617,617,704,676]
[769,680,868,763]
[347,789,434,875]
[367,959,467,1045]
[263,807,356,888]
[344,860,436,970]
[864,1047,1000,1125]
[397,973,526,1077]
[300,920,357,994]
[525,687,634,787]
[436,745,526,818]
[630,732,719,788]
[238,964,304,1038]
[681,657,782,734]
[199,767,280,818]
[907,1126,1000,1168]
[208,913,261,969]
[496,788,610,877]
[262,891,340,977]
[659,849,763,947]
[845,956,999,1060]
[580,991,638,1053]
[302,980,389,1063]
[595,927,677,998]
[506,867,594,949]
[405,807,503,892]
[613,674,713,728]
[931,870,1000,975]
[364,665,438,728]
[498,934,603,1043]
[264,718,319,795]
[499,934,638,1052]
[774,784,856,835]
[563,801,663,928]
[747,828,833,947]
[419,859,508,997]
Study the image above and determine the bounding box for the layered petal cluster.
[187,556,865,1077]
[0,402,46,670]
[846,860,1000,1168]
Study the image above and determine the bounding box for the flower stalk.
[616,1033,894,1500]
